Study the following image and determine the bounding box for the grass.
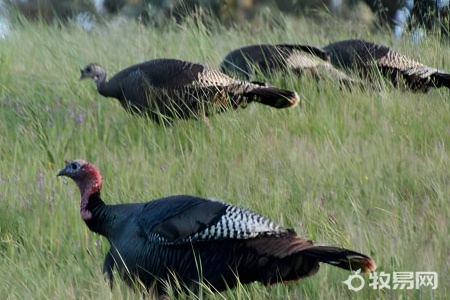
[0,13,449,299]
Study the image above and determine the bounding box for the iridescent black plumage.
[220,44,359,86]
[80,59,299,125]
[324,39,450,92]
[57,160,376,295]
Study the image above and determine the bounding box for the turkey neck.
[77,177,109,236]
[96,78,122,100]
[83,191,111,235]
[94,71,110,97]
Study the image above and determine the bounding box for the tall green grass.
[0,14,449,299]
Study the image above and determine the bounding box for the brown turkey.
[323,39,450,92]
[80,59,300,125]
[220,44,360,87]
[57,159,376,296]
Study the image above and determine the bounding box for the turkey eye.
[71,163,78,170]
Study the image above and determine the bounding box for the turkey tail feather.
[302,246,377,273]
[246,87,300,109]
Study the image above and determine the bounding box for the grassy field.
[0,13,449,299]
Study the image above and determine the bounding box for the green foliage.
[0,15,449,299]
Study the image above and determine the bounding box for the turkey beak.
[56,168,67,177]
[57,163,70,177]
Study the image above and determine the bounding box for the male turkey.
[57,159,376,296]
[79,59,300,125]
[220,44,360,86]
[323,39,450,92]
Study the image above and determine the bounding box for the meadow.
[0,13,449,299]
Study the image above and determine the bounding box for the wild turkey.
[57,159,377,296]
[220,44,360,87]
[323,39,450,93]
[79,59,300,125]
